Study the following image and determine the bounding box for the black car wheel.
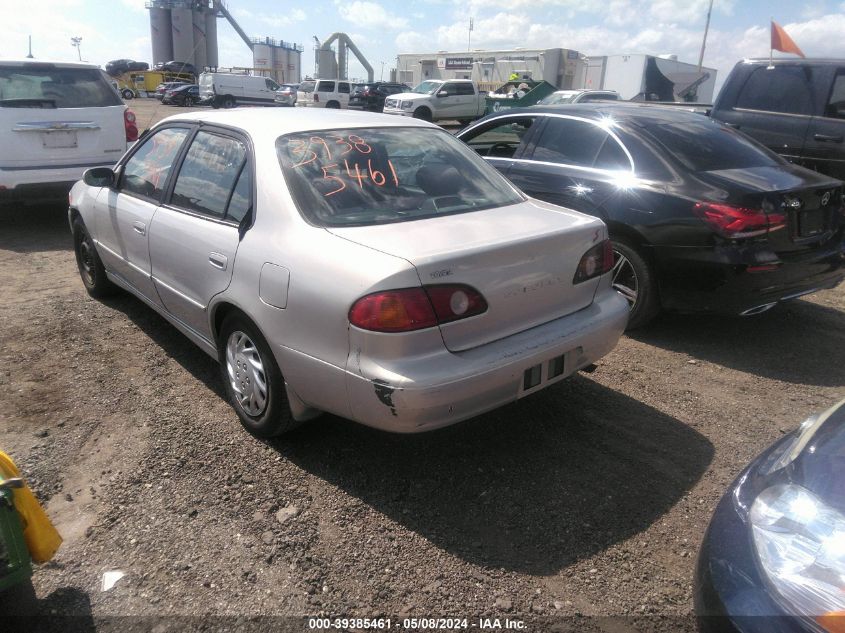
[72,218,115,299]
[413,107,432,122]
[183,95,195,107]
[611,238,659,329]
[121,88,134,100]
[222,95,236,109]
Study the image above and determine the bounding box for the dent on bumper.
[345,290,629,432]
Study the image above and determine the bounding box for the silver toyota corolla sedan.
[68,109,629,437]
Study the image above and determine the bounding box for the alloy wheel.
[225,331,268,416]
[611,248,638,307]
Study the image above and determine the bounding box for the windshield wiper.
[0,98,57,108]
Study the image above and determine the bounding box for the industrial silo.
[192,10,207,70]
[205,10,218,68]
[170,7,194,65]
[149,7,173,65]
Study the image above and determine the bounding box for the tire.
[218,314,303,438]
[325,101,340,109]
[413,107,432,122]
[222,95,236,109]
[121,88,134,100]
[211,99,220,109]
[610,238,660,330]
[72,217,115,299]
[183,95,195,107]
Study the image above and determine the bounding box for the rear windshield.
[0,65,121,108]
[277,127,523,227]
[642,120,782,171]
[299,81,316,93]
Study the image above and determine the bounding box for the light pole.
[380,61,385,81]
[697,0,713,73]
[71,36,82,61]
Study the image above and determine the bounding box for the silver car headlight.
[750,484,845,620]
[401,101,413,109]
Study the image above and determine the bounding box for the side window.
[440,83,458,96]
[265,79,280,90]
[529,118,609,167]
[456,83,475,95]
[120,127,190,200]
[170,131,247,219]
[225,162,252,223]
[593,137,631,170]
[462,117,535,158]
[825,72,845,119]
[339,83,350,94]
[735,66,814,115]
[317,81,335,93]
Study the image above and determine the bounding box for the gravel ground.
[1,99,844,632]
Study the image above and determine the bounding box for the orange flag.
[771,20,805,58]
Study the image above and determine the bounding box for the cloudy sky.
[1,0,843,94]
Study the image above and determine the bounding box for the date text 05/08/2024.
[308,617,526,630]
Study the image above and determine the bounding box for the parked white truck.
[382,79,486,123]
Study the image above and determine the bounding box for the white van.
[199,72,282,108]
[0,59,132,205]
[295,79,351,109]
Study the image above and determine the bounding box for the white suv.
[295,79,351,109]
[0,59,135,205]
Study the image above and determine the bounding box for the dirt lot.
[1,99,844,631]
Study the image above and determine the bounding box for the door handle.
[208,252,228,271]
[724,122,741,129]
[132,221,146,235]
[814,134,843,143]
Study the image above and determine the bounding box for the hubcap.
[225,331,267,416]
[77,233,95,285]
[611,249,638,308]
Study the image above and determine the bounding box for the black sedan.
[348,82,410,112]
[696,398,845,632]
[162,83,199,106]
[457,103,845,328]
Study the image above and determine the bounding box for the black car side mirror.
[83,167,115,188]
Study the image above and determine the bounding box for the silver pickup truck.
[382,79,486,124]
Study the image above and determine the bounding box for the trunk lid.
[329,200,606,352]
[696,165,843,253]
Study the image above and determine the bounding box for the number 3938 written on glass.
[287,134,400,197]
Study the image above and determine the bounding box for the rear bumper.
[653,238,845,315]
[0,160,119,203]
[344,289,629,433]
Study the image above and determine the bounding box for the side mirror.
[83,167,115,188]
[437,90,448,98]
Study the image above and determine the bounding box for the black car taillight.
[124,109,139,142]
[693,202,786,239]
[573,239,613,284]
[348,285,487,333]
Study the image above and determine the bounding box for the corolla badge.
[821,191,831,206]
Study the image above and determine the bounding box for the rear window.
[299,81,316,93]
[0,65,121,108]
[277,127,523,227]
[642,120,782,172]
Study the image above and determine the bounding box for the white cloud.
[258,10,307,28]
[336,1,409,30]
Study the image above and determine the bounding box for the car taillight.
[349,285,487,333]
[573,239,613,284]
[693,202,786,239]
[124,109,139,142]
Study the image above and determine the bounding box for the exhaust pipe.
[740,302,778,316]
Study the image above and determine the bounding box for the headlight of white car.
[401,101,413,109]
[750,484,845,621]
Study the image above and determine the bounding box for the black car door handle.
[814,134,843,143]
